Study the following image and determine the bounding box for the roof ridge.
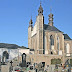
[44,24,62,32]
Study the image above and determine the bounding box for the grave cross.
[10,61,13,66]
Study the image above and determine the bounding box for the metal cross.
[10,61,13,66]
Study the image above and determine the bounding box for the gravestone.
[58,67,62,72]
[22,53,26,67]
[65,59,71,72]
[55,64,58,69]
[44,65,49,72]
[68,64,71,72]
[65,59,69,66]
[9,61,13,72]
[10,61,13,66]
[1,65,9,72]
[9,66,13,72]
[27,62,31,67]
[42,62,45,67]
[49,65,55,72]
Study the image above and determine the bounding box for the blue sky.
[0,0,72,47]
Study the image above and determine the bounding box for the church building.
[28,3,72,66]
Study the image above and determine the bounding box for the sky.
[0,0,72,47]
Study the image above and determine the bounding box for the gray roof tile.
[63,34,72,40]
[44,24,62,32]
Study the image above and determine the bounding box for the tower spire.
[29,16,33,27]
[38,1,43,15]
[50,6,52,13]
[48,13,53,26]
[40,0,41,6]
[48,0,53,26]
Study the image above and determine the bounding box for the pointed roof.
[29,16,33,24]
[44,24,62,32]
[29,19,33,24]
[38,4,43,11]
[38,3,43,15]
[63,34,72,40]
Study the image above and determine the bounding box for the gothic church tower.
[28,2,72,65]
[28,4,44,54]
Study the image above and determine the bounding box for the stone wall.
[29,54,63,66]
[44,31,64,55]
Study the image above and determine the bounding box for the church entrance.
[51,51,53,55]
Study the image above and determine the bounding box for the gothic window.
[50,35,54,46]
[57,36,59,54]
[44,35,48,54]
[50,35,54,54]
[3,51,9,59]
[66,43,70,54]
[57,36,59,42]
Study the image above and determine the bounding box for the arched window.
[3,51,9,59]
[57,37,59,54]
[66,43,70,54]
[50,35,54,45]
[44,35,48,54]
[50,35,54,54]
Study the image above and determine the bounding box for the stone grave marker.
[19,53,27,67]
[1,65,9,72]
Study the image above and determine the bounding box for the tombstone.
[9,66,13,72]
[9,61,13,72]
[1,65,9,72]
[36,69,38,72]
[42,62,45,67]
[27,62,31,67]
[58,67,63,72]
[49,65,55,72]
[34,63,37,67]
[21,53,26,67]
[68,64,71,72]
[30,65,33,70]
[10,61,13,66]
[44,65,49,72]
[65,59,69,66]
[55,64,58,69]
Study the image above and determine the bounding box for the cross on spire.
[31,16,32,20]
[50,6,52,13]
[40,0,41,6]
[38,0,43,15]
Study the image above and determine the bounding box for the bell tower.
[36,3,44,54]
[48,13,54,26]
[28,17,33,49]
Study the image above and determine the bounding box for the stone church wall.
[29,54,63,66]
[44,31,64,55]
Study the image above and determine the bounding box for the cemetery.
[0,52,72,72]
[0,0,72,72]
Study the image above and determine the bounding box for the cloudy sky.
[0,0,72,47]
